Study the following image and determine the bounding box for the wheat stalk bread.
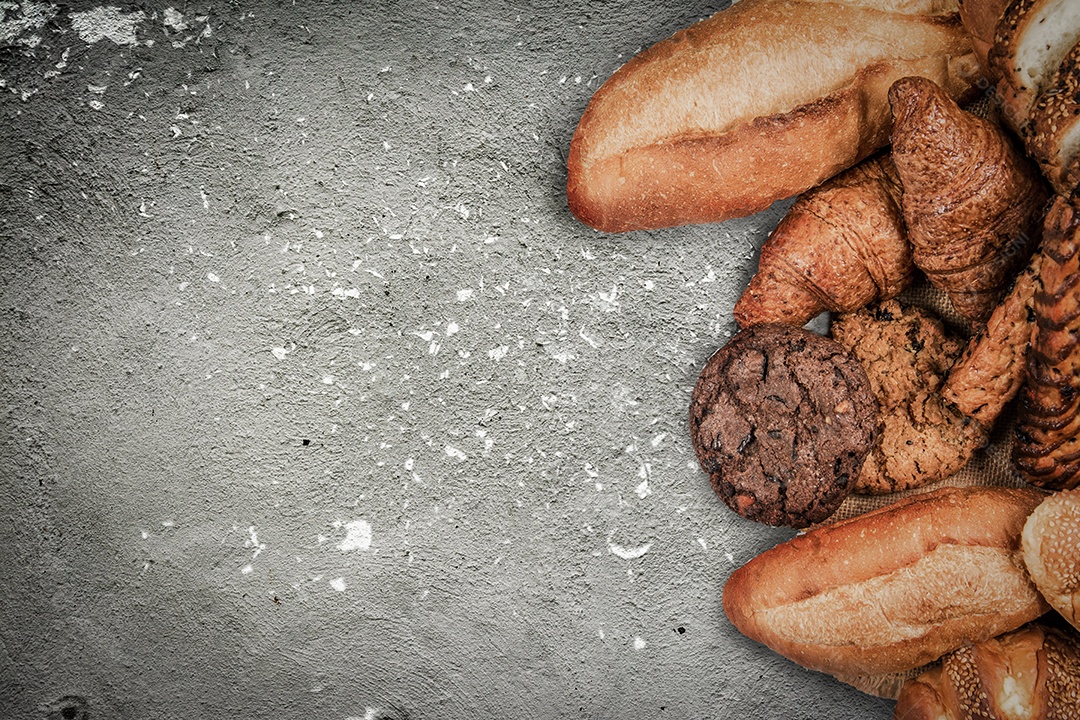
[722,485,1049,678]
[566,0,978,232]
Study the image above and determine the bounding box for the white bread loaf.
[722,486,1049,678]
[1022,487,1080,631]
[566,0,978,233]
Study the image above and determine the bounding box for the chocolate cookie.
[689,324,878,528]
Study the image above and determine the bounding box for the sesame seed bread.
[1022,487,1080,630]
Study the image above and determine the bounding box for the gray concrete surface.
[0,2,897,718]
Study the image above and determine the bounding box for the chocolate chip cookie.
[689,324,878,528]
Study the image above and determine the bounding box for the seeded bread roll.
[723,485,1049,677]
[1022,487,1080,631]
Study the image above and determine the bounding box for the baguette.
[566,0,978,232]
[722,486,1049,678]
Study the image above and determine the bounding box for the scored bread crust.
[566,0,978,233]
[722,485,1048,677]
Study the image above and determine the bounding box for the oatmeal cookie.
[831,300,987,494]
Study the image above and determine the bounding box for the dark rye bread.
[689,324,879,528]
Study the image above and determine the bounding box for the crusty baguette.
[722,485,1049,678]
[566,0,978,232]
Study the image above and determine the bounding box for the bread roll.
[893,624,1080,720]
[722,486,1049,678]
[1022,487,1080,630]
[566,0,978,232]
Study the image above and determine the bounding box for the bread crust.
[566,0,977,232]
[1022,487,1080,630]
[722,485,1048,677]
[1025,43,1080,196]
[988,0,1080,132]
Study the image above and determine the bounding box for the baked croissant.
[734,154,911,328]
[889,75,1048,325]
[1014,197,1080,491]
[893,623,1080,720]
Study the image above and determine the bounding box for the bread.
[1025,42,1080,196]
[987,0,1080,131]
[1014,197,1080,490]
[888,75,1048,325]
[733,154,912,329]
[958,0,1009,69]
[942,253,1041,426]
[565,0,978,232]
[722,485,1049,678]
[893,623,1080,719]
[960,0,1080,193]
[1022,487,1080,630]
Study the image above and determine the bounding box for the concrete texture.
[0,2,896,718]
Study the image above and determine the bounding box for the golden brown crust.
[1014,197,1080,490]
[1022,487,1080,630]
[566,0,977,232]
[889,75,1048,324]
[958,0,1010,70]
[942,253,1042,426]
[733,154,911,328]
[722,485,1048,677]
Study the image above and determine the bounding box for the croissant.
[888,76,1048,325]
[942,253,1042,427]
[893,623,1080,720]
[733,154,912,328]
[1014,196,1080,491]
